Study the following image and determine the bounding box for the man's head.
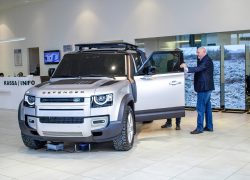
[196,47,207,60]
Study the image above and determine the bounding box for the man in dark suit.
[180,47,214,134]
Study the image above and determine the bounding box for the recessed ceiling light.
[0,37,26,44]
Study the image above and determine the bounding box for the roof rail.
[75,42,138,51]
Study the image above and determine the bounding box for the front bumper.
[19,117,123,143]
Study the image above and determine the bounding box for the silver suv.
[18,43,185,151]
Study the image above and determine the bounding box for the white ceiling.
[0,0,42,11]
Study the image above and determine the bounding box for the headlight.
[24,95,36,108]
[91,93,113,108]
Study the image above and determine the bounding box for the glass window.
[148,52,181,74]
[131,53,143,70]
[53,52,126,78]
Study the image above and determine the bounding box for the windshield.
[53,52,126,78]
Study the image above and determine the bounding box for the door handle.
[140,76,153,80]
[169,81,181,85]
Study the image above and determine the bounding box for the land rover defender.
[18,43,185,151]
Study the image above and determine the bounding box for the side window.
[129,55,136,76]
[131,53,143,71]
[148,52,181,74]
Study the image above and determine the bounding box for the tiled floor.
[0,109,250,180]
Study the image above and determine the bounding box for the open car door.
[134,50,185,122]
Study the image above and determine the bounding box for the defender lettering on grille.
[42,90,84,94]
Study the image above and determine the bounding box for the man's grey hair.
[198,47,207,54]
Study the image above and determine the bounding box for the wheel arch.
[18,99,25,123]
[117,94,134,122]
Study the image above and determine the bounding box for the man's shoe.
[204,127,213,132]
[176,126,181,130]
[161,123,172,128]
[190,129,203,134]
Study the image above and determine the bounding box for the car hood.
[27,78,121,97]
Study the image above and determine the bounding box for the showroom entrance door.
[28,47,40,75]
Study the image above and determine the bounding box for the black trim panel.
[135,106,185,122]
[39,109,84,111]
[117,94,134,122]
[35,81,49,88]
[50,79,100,85]
[40,97,84,103]
[100,80,119,86]
[39,117,84,124]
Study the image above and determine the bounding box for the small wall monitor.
[44,50,60,64]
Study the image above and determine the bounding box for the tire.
[113,106,135,151]
[21,133,46,150]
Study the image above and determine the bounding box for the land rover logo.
[73,98,81,102]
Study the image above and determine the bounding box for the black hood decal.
[101,80,119,86]
[35,81,50,88]
[49,79,101,85]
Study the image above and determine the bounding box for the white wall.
[1,0,250,76]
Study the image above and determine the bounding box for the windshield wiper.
[53,74,116,79]
[81,74,115,79]
[52,75,76,78]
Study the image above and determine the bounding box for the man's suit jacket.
[188,54,215,92]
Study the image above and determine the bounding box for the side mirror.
[48,68,55,77]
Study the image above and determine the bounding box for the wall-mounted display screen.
[205,46,221,109]
[44,50,60,64]
[224,45,246,110]
[181,46,221,109]
[181,47,197,108]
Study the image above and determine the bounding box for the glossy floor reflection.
[0,109,250,180]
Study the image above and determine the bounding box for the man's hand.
[180,63,187,68]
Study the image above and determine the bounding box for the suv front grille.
[40,98,84,103]
[39,117,84,124]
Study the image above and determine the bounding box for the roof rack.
[75,42,138,51]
